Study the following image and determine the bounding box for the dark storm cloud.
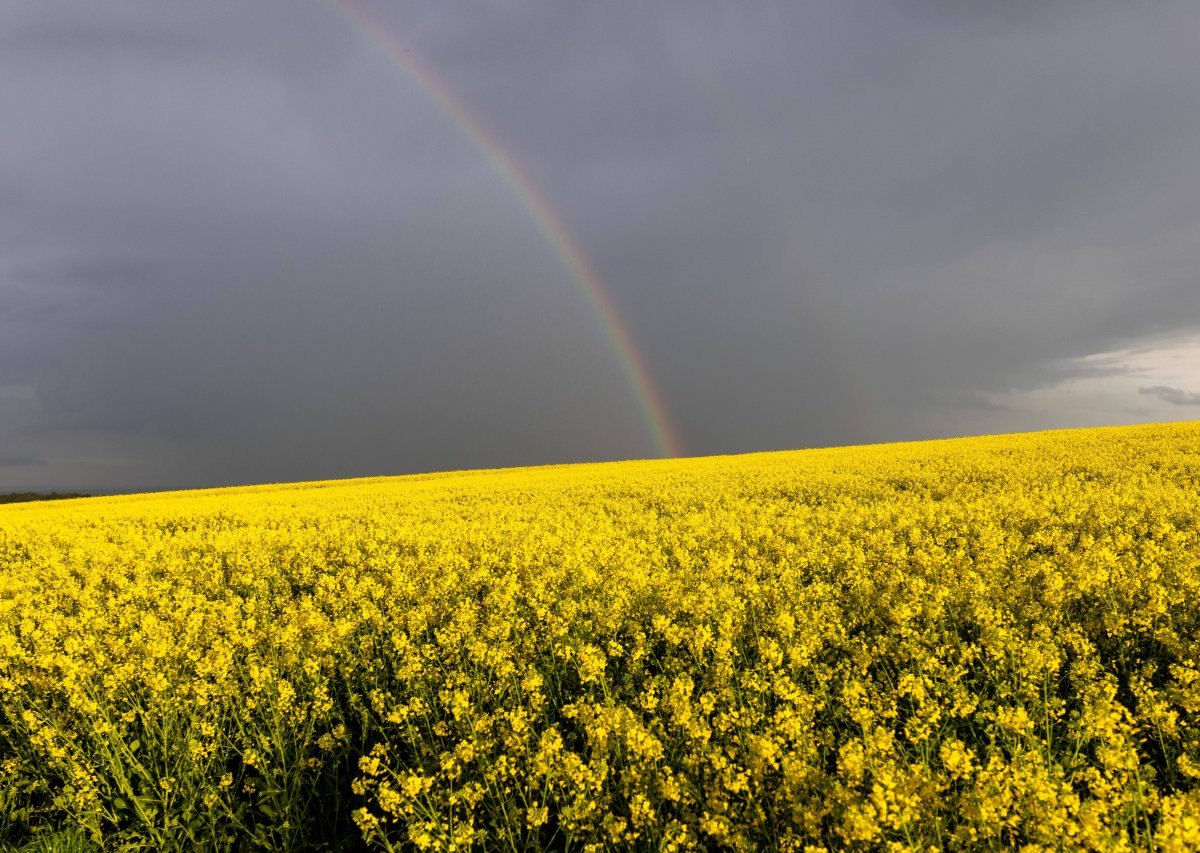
[2,0,1199,490]
[1140,387,1200,407]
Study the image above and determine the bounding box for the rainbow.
[318,0,683,458]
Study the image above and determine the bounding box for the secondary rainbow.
[319,0,683,458]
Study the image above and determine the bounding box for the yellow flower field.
[3,422,1200,850]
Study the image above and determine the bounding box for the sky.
[3,0,1200,491]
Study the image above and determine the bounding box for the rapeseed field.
[3,422,1200,850]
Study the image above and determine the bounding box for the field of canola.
[3,422,1200,851]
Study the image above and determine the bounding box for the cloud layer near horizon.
[3,0,1200,490]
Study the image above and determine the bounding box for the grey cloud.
[11,256,154,290]
[3,0,1200,489]
[1139,386,1200,407]
[899,0,1107,33]
[0,451,46,467]
[0,22,203,58]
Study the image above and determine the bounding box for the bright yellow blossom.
[2,422,1200,848]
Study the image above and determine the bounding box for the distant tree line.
[0,492,89,504]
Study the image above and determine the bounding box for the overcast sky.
[3,0,1200,491]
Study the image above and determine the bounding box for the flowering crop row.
[3,423,1200,849]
